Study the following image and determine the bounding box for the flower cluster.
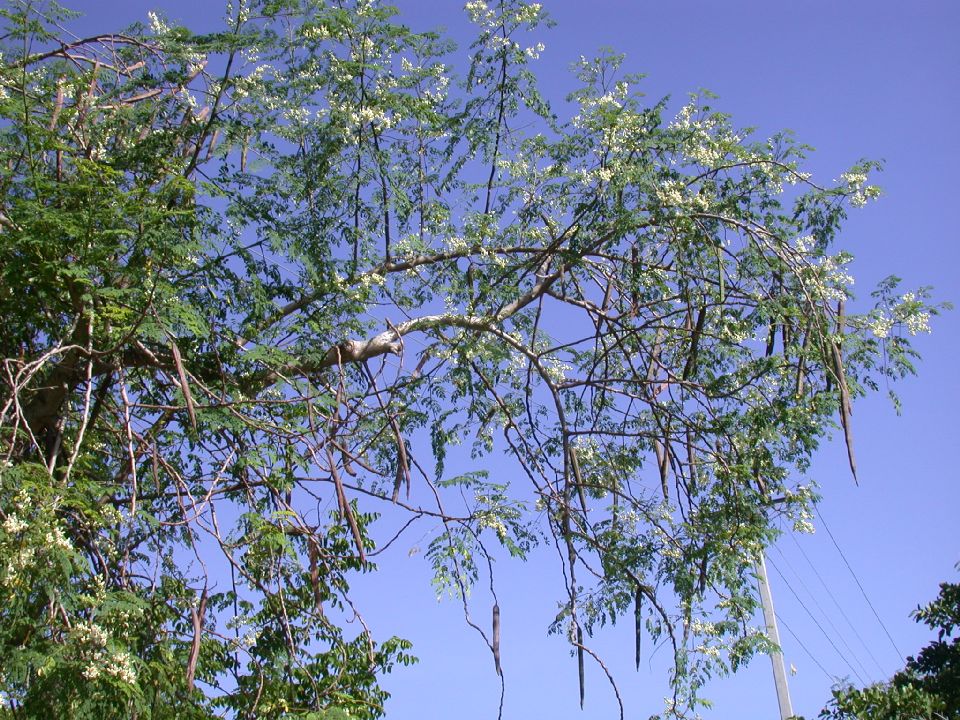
[82,650,137,684]
[465,0,493,23]
[147,11,170,36]
[840,169,882,208]
[2,513,26,534]
[868,291,933,340]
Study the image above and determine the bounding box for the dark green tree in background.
[0,0,943,717]
[818,568,959,720]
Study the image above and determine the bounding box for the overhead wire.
[815,505,906,665]
[787,529,888,677]
[774,611,837,683]
[766,554,868,685]
[770,543,876,684]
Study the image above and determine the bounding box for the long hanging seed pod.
[309,540,323,614]
[577,625,585,709]
[716,245,725,302]
[204,128,220,161]
[240,133,249,172]
[391,425,410,503]
[492,603,502,676]
[634,585,643,670]
[682,305,707,381]
[568,445,589,516]
[49,79,65,131]
[831,301,857,483]
[654,433,670,500]
[612,485,620,532]
[169,336,197,432]
[186,587,207,691]
[837,301,852,418]
[326,447,366,564]
[795,324,811,397]
[685,427,698,489]
[765,322,777,357]
[832,347,857,482]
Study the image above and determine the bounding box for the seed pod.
[634,587,643,670]
[492,603,501,676]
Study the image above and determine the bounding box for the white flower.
[147,11,169,35]
[74,622,109,648]
[515,2,543,22]
[104,651,137,684]
[850,186,880,207]
[869,315,893,339]
[524,42,545,59]
[670,102,696,130]
[302,24,330,41]
[656,180,685,207]
[840,171,868,187]
[282,107,310,126]
[2,514,27,534]
[686,141,722,166]
[690,618,719,636]
[795,235,815,254]
[905,310,930,335]
[45,527,73,551]
[793,515,815,534]
[465,0,491,22]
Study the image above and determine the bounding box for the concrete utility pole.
[756,553,794,720]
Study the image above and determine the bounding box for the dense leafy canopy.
[0,0,941,717]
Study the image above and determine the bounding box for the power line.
[775,611,836,682]
[770,543,875,684]
[815,505,906,665]
[766,554,867,685]
[787,529,888,677]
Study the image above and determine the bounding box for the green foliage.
[900,572,960,713]
[816,568,960,720]
[0,0,941,717]
[818,681,946,720]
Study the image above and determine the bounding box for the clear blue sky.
[68,1,960,717]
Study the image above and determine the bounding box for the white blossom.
[795,235,815,254]
[302,24,330,41]
[656,179,685,207]
[2,514,27,534]
[147,11,169,36]
[840,171,868,187]
[905,312,930,335]
[74,622,109,648]
[465,0,492,22]
[104,651,137,684]
[45,527,73,551]
[869,315,893,339]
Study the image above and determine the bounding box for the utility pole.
[757,553,794,720]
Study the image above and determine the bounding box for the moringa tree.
[0,0,942,717]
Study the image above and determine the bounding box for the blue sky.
[67,0,960,717]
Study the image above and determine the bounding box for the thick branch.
[310,264,567,371]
